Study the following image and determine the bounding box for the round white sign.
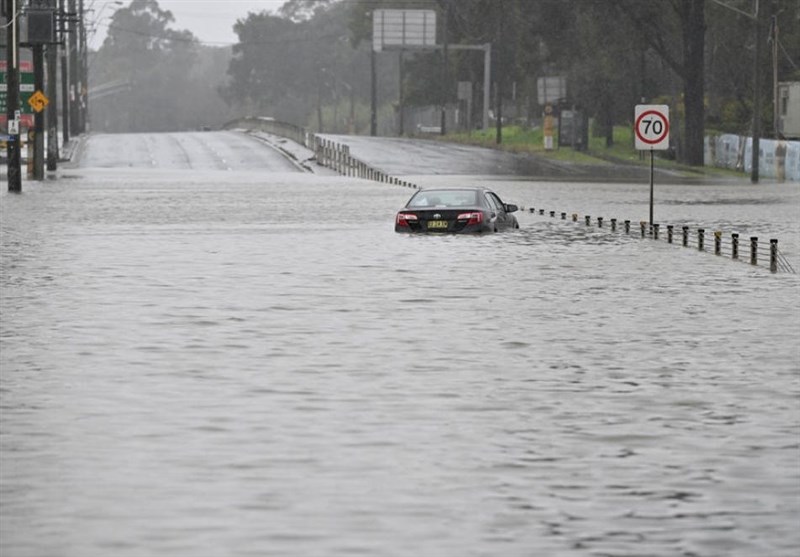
[634,105,670,150]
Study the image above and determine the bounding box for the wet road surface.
[79,131,303,172]
[1,131,798,557]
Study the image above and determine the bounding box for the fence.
[527,207,796,274]
[705,134,800,181]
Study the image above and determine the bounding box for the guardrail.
[223,116,421,188]
[310,136,421,187]
[527,208,796,274]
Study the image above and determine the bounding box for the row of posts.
[312,137,418,188]
[530,208,783,273]
[234,117,422,187]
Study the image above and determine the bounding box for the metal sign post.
[4,0,22,192]
[634,105,670,226]
[371,10,492,133]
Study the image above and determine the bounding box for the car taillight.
[396,212,418,226]
[457,212,483,225]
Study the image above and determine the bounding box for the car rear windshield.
[407,190,479,208]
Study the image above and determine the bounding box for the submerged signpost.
[634,105,670,226]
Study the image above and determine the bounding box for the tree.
[90,0,234,132]
[618,0,706,165]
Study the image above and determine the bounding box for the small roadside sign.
[28,90,49,113]
[635,104,670,226]
[635,105,669,150]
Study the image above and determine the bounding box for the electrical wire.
[1,8,24,29]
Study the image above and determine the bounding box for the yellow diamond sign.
[28,90,49,113]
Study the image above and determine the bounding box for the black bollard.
[653,223,660,240]
[561,212,567,220]
[539,209,545,215]
[624,220,631,234]
[640,221,646,238]
[586,216,591,226]
[667,225,674,244]
[714,231,722,255]
[598,217,603,228]
[698,229,705,251]
[682,226,689,247]
[770,239,778,273]
[732,233,739,259]
[611,218,617,231]
[550,211,556,218]
[750,237,758,265]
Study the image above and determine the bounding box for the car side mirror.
[505,204,518,213]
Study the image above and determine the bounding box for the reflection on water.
[1,171,799,557]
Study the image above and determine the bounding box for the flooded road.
[2,132,799,557]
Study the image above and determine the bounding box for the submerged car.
[395,187,520,234]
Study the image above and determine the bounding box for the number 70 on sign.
[634,104,669,150]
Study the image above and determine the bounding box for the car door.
[485,192,508,230]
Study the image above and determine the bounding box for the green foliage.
[88,0,800,141]
[223,0,403,127]
[90,0,234,132]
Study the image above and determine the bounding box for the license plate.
[427,220,448,229]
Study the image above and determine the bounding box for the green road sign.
[0,61,35,115]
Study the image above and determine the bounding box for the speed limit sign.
[635,105,669,150]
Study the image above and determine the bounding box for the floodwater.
[1,132,799,557]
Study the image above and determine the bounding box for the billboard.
[373,9,436,52]
[537,76,566,105]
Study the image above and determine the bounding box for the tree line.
[89,0,799,166]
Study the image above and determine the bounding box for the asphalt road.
[317,133,696,182]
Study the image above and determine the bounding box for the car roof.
[416,187,490,192]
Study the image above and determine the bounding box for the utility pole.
[771,0,779,138]
[68,0,79,136]
[27,0,56,180]
[59,0,69,144]
[370,44,377,136]
[751,0,762,183]
[709,0,766,182]
[32,43,44,179]
[78,0,85,133]
[46,6,58,170]
[440,3,448,136]
[4,0,22,192]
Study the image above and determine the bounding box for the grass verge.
[435,125,744,178]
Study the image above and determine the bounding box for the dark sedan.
[395,187,520,234]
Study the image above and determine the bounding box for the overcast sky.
[90,0,290,48]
